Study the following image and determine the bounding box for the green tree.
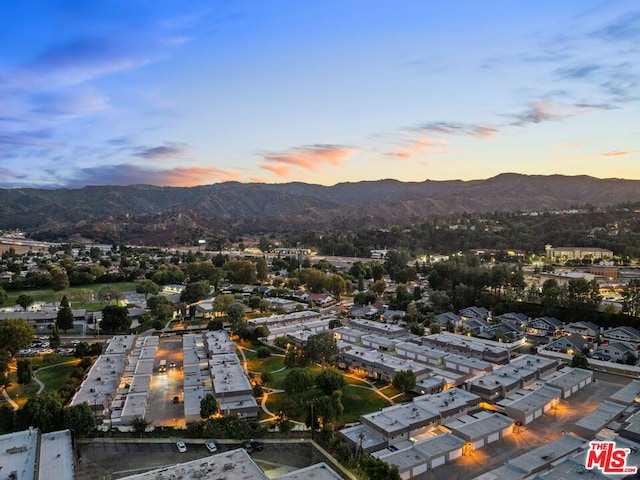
[284,368,315,395]
[213,294,235,313]
[0,349,10,388]
[328,319,342,329]
[226,302,246,332]
[101,305,131,332]
[571,352,590,369]
[17,358,32,384]
[359,455,401,480]
[16,294,34,311]
[16,391,64,432]
[63,403,96,435]
[273,337,289,350]
[0,286,7,306]
[315,367,346,395]
[49,325,61,349]
[409,322,425,336]
[428,322,442,334]
[256,257,269,282]
[136,280,160,300]
[97,285,121,304]
[131,415,149,437]
[223,260,257,284]
[180,280,211,304]
[370,279,387,296]
[541,279,562,310]
[56,295,75,332]
[50,266,70,291]
[392,370,416,393]
[200,393,218,419]
[253,325,270,341]
[0,318,34,356]
[304,331,337,365]
[622,279,640,317]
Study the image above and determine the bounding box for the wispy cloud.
[601,150,634,157]
[510,102,564,127]
[410,121,497,137]
[135,143,190,160]
[29,89,110,118]
[260,144,357,177]
[592,10,640,43]
[69,164,240,187]
[384,139,451,160]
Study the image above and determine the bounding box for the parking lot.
[74,439,327,479]
[145,336,185,426]
[415,376,628,480]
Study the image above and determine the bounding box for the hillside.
[2,173,639,244]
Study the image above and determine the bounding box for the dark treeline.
[287,203,640,259]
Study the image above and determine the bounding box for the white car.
[205,441,217,453]
[176,441,187,453]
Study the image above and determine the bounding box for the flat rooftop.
[273,462,343,480]
[542,366,592,391]
[71,353,126,407]
[104,334,135,355]
[574,400,627,435]
[609,379,640,406]
[348,318,406,336]
[0,429,38,480]
[248,310,321,327]
[380,433,465,471]
[38,430,74,480]
[445,411,514,440]
[118,448,268,480]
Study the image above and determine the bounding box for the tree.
[49,325,61,349]
[428,322,442,334]
[392,370,416,393]
[283,368,315,395]
[50,266,70,291]
[131,415,149,437]
[0,349,10,389]
[370,279,387,296]
[16,294,34,311]
[304,331,338,365]
[273,336,289,350]
[0,286,7,306]
[200,393,218,419]
[571,352,590,369]
[253,325,270,341]
[409,322,425,336]
[101,305,131,332]
[64,403,96,435]
[16,391,64,432]
[359,455,401,480]
[316,368,346,395]
[226,302,246,332]
[541,279,562,310]
[180,280,211,304]
[261,372,273,385]
[0,318,34,356]
[17,359,32,384]
[256,257,269,282]
[56,295,74,332]
[214,294,235,313]
[208,318,223,331]
[223,259,257,284]
[622,279,640,318]
[74,342,90,358]
[136,280,160,300]
[328,319,342,329]
[97,285,121,304]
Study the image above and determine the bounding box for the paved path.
[1,388,18,410]
[32,360,78,394]
[345,373,394,404]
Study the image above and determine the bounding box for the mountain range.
[2,173,639,245]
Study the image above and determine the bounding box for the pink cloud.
[261,144,357,176]
[601,150,632,157]
[385,139,451,160]
[250,176,267,183]
[260,163,292,178]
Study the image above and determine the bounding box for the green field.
[339,385,392,423]
[5,282,139,311]
[247,355,284,374]
[35,359,81,391]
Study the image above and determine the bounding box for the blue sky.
[1,0,639,188]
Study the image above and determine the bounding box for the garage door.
[459,365,469,373]
[564,389,571,399]
[488,432,500,443]
[413,463,428,476]
[449,448,462,460]
[400,471,411,480]
[572,385,579,393]
[534,409,542,418]
[525,414,533,424]
[473,438,485,449]
[543,403,551,412]
[432,456,445,468]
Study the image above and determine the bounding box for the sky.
[1,0,639,188]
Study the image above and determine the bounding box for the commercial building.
[573,400,627,440]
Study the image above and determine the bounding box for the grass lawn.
[246,355,284,374]
[340,385,392,424]
[378,384,403,397]
[35,359,81,391]
[6,282,139,311]
[344,375,370,386]
[4,374,40,408]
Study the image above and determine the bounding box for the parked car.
[176,441,187,453]
[205,441,217,453]
[242,440,263,453]
[169,361,176,368]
